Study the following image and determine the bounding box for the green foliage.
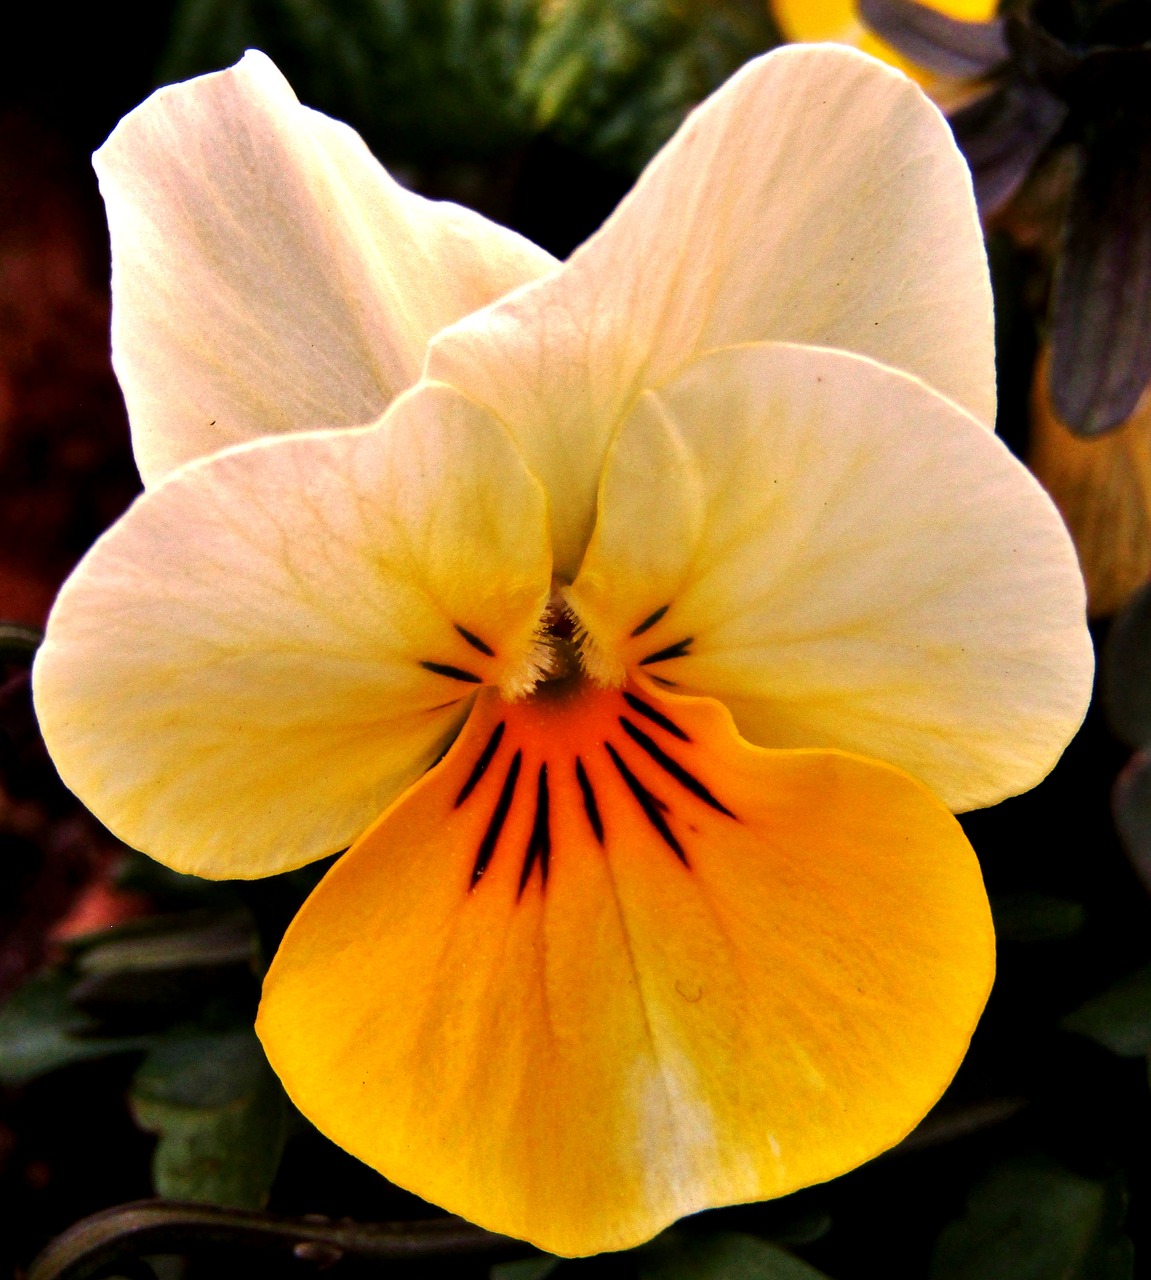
[159,0,541,163]
[1063,962,1151,1057]
[929,1157,1133,1280]
[0,621,43,663]
[638,1231,831,1280]
[130,1028,288,1209]
[65,909,259,1023]
[0,969,150,1086]
[1113,751,1151,891]
[492,1257,562,1280]
[1103,579,1151,749]
[158,0,776,174]
[518,0,776,170]
[0,905,278,1209]
[991,892,1086,942]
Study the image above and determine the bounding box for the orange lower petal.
[257,680,994,1256]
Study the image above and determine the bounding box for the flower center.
[448,679,737,901]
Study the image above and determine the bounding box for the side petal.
[428,43,994,577]
[566,342,1093,812]
[96,50,557,486]
[258,681,993,1257]
[33,384,551,879]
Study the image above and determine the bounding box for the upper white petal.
[428,43,994,577]
[96,50,557,485]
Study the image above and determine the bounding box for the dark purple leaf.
[1103,577,1151,748]
[1049,129,1151,435]
[1113,750,1151,896]
[950,82,1067,215]
[859,0,1008,79]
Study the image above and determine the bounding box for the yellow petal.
[33,384,551,878]
[773,0,998,45]
[771,0,999,112]
[96,51,557,487]
[259,679,993,1256]
[428,43,993,576]
[567,342,1092,812]
[773,0,862,42]
[1029,346,1151,618]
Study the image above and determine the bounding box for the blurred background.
[2,2,1151,1277]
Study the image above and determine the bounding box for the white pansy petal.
[567,342,1092,812]
[33,384,552,878]
[428,43,993,577]
[97,50,557,486]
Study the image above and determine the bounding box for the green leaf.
[114,849,241,910]
[0,620,43,662]
[130,1028,288,1209]
[990,892,1086,942]
[68,910,259,1019]
[930,1157,1133,1280]
[0,969,151,1086]
[519,0,776,172]
[1062,963,1151,1057]
[638,1231,831,1280]
[73,910,256,974]
[1112,750,1151,894]
[491,1257,561,1280]
[1103,579,1151,747]
[159,0,541,163]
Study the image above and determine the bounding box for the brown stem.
[29,1200,530,1280]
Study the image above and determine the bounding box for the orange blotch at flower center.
[455,676,731,900]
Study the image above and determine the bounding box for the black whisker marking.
[575,757,604,844]
[605,742,689,866]
[639,637,693,666]
[618,717,736,818]
[471,750,521,888]
[630,604,669,638]
[622,691,691,742]
[455,721,506,808]
[518,764,551,899]
[421,660,483,683]
[426,698,466,713]
[454,624,496,657]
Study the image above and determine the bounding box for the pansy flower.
[33,46,1091,1256]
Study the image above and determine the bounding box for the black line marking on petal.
[622,691,691,742]
[618,717,736,818]
[575,757,604,845]
[454,624,496,657]
[639,636,693,666]
[455,721,506,808]
[630,604,669,638]
[420,660,483,683]
[648,674,679,689]
[518,763,551,899]
[605,742,689,866]
[471,750,521,888]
